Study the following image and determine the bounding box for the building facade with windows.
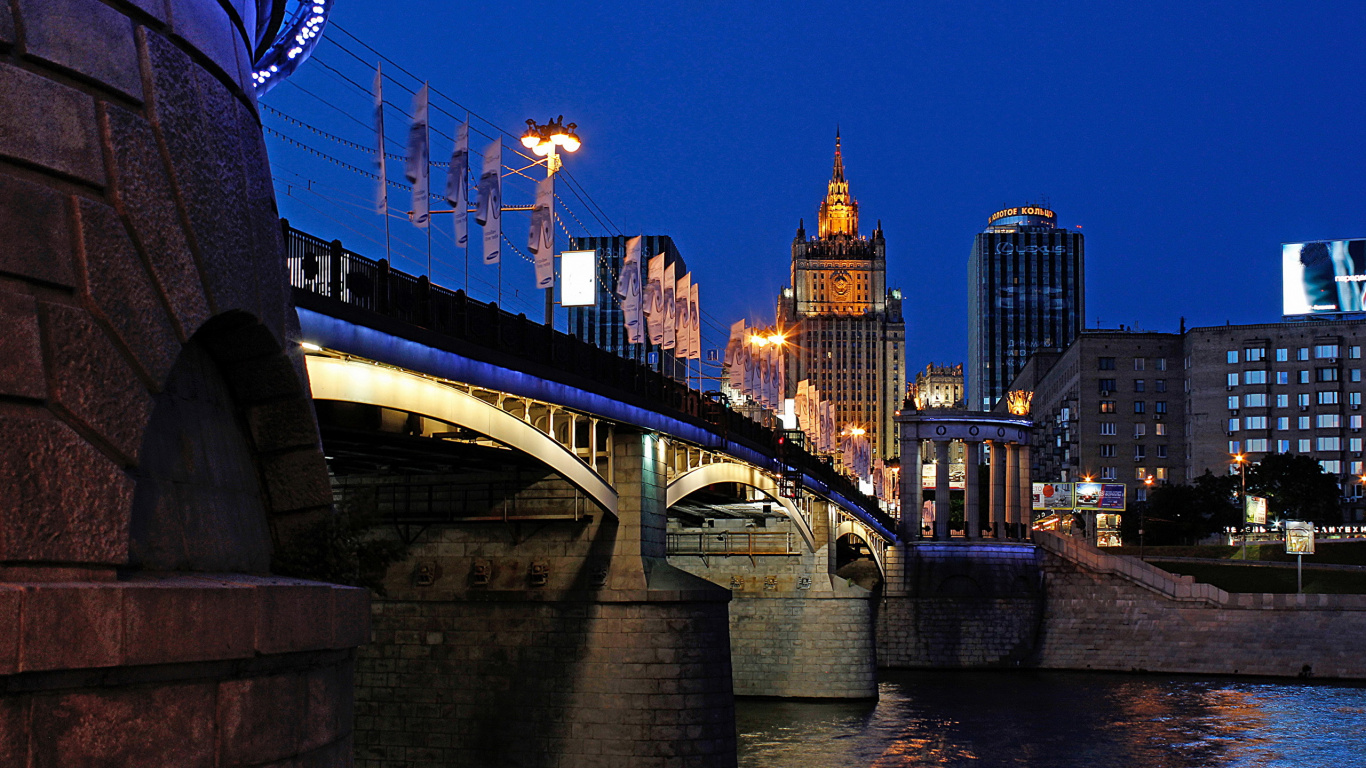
[567,235,689,381]
[908,363,965,410]
[1185,319,1366,518]
[968,206,1085,412]
[1005,330,1185,505]
[777,135,906,460]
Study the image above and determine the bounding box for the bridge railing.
[284,221,893,534]
[666,531,798,557]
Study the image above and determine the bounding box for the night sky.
[265,1,1366,381]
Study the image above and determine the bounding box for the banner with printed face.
[476,138,501,264]
[646,254,665,344]
[675,272,692,359]
[726,320,745,387]
[445,119,468,246]
[404,83,430,228]
[689,282,700,361]
[530,176,554,288]
[372,65,387,216]
[662,261,676,350]
[615,236,644,343]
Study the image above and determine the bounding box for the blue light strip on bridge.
[297,309,896,542]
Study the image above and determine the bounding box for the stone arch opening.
[128,311,331,572]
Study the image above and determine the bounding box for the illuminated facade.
[968,207,1084,412]
[778,135,906,460]
[908,363,965,410]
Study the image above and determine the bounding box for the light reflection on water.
[736,670,1366,768]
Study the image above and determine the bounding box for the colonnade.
[896,412,1034,541]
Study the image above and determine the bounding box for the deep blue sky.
[265,1,1366,377]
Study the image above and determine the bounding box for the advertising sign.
[1283,239,1366,316]
[1032,482,1074,511]
[921,462,966,491]
[1245,495,1268,526]
[1285,521,1316,555]
[1076,482,1126,511]
[559,250,597,307]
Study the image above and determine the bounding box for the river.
[736,669,1366,767]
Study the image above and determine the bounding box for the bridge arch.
[666,462,816,551]
[305,356,618,516]
[837,520,885,573]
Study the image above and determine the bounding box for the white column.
[900,436,922,541]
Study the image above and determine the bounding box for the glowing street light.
[521,116,582,325]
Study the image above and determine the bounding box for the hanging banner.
[404,83,430,229]
[646,254,665,345]
[476,138,501,264]
[795,380,810,432]
[530,176,554,288]
[662,261,677,350]
[675,273,692,359]
[615,236,644,343]
[726,320,745,388]
[689,282,701,361]
[446,119,468,247]
[372,65,387,216]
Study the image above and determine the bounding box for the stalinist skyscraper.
[778,134,906,460]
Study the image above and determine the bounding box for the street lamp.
[520,116,581,324]
[1233,452,1248,556]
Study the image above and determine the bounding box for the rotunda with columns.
[896,407,1034,541]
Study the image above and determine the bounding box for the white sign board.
[560,250,597,307]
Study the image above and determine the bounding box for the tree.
[1132,471,1237,545]
[1247,453,1343,524]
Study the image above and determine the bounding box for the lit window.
[1299,438,1312,452]
[1352,346,1362,360]
[1354,369,1363,383]
[1229,441,1241,453]
[1299,348,1310,361]
[1243,394,1266,408]
[1300,416,1311,430]
[1316,344,1340,359]
[1276,348,1289,362]
[1354,415,1364,429]
[1135,467,1147,480]
[1318,437,1341,451]
[1246,416,1267,429]
[1228,418,1240,432]
[1321,460,1341,474]
[1277,394,1289,407]
[1317,414,1342,429]
[1352,392,1362,406]
[1299,370,1310,384]
[1246,438,1268,452]
[1155,423,1167,436]
[1156,467,1168,480]
[1319,391,1340,405]
[1277,417,1289,430]
[1276,371,1289,385]
[1352,438,1363,452]
[1299,393,1311,407]
[1100,400,1116,413]
[1228,373,1240,387]
[1227,351,1239,364]
[1245,370,1267,384]
[1228,395,1239,409]
[1246,347,1266,362]
[1278,440,1291,453]
[1317,367,1340,383]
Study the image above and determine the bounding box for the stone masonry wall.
[877,542,1043,668]
[356,596,734,768]
[1034,531,1366,679]
[671,551,877,699]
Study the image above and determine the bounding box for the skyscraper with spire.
[777,134,906,461]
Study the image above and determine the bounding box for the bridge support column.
[934,439,952,540]
[989,440,1008,539]
[964,440,982,539]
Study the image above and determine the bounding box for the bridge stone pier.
[0,2,367,766]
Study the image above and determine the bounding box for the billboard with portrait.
[1076,482,1126,511]
[1283,239,1366,316]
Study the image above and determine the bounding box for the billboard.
[1283,239,1366,315]
[1032,482,1075,511]
[1285,521,1315,555]
[1076,482,1126,511]
[560,250,597,307]
[921,462,966,491]
[1245,495,1268,526]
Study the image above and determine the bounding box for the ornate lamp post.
[520,117,581,324]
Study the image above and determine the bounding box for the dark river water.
[736,670,1366,767]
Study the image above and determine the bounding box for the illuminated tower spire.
[818,130,858,237]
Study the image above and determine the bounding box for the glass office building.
[968,206,1084,411]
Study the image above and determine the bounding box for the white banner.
[530,176,554,288]
[646,253,665,345]
[675,272,692,360]
[446,119,468,247]
[476,138,501,264]
[689,281,700,361]
[615,236,644,344]
[662,261,676,350]
[726,320,745,388]
[404,83,430,229]
[372,65,387,216]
